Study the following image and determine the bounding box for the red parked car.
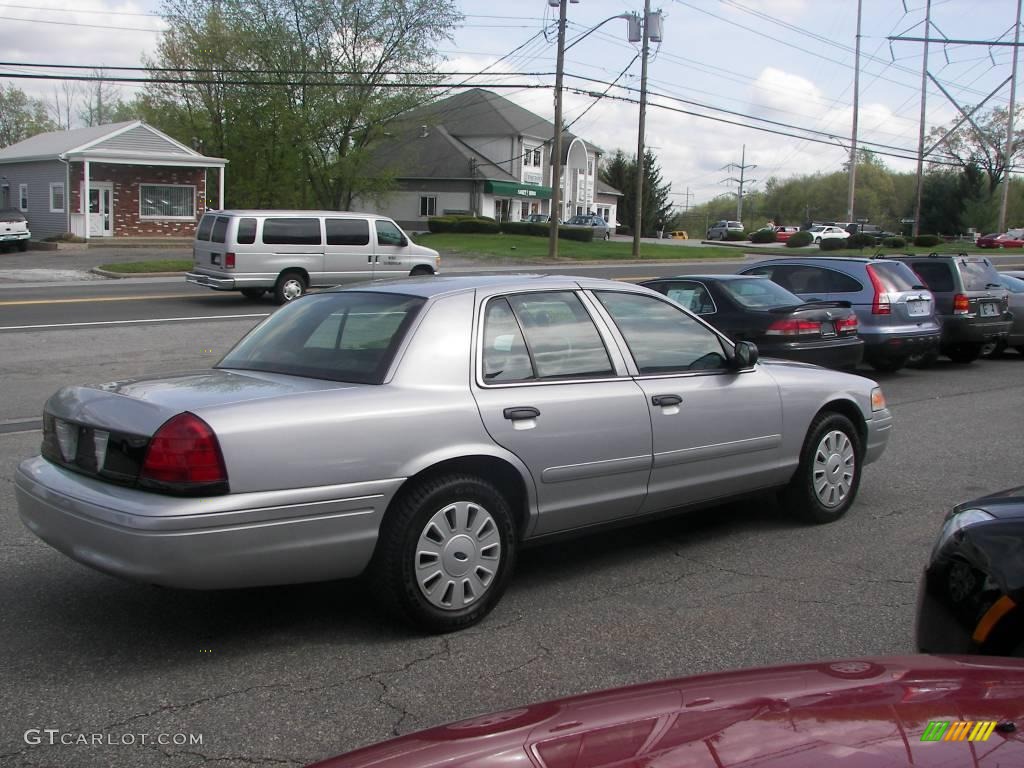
[977,231,1024,248]
[308,656,1024,768]
[772,225,800,242]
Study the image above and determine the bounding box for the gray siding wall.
[461,136,515,175]
[91,126,192,156]
[353,180,474,231]
[0,159,68,239]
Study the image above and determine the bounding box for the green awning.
[484,180,552,199]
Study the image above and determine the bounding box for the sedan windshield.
[721,278,804,309]
[218,292,426,384]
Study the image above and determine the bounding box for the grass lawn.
[98,259,193,273]
[414,233,739,260]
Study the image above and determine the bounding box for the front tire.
[782,412,862,524]
[409,265,433,277]
[943,343,982,364]
[370,474,517,633]
[273,270,306,305]
[814,237,822,244]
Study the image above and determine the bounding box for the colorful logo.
[921,721,998,742]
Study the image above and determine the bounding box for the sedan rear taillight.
[866,265,891,315]
[834,315,859,334]
[766,319,822,336]
[140,413,228,495]
[953,293,970,315]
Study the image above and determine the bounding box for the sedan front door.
[471,290,653,536]
[591,290,787,514]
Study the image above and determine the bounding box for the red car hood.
[309,656,1024,768]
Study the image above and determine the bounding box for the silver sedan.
[15,275,892,632]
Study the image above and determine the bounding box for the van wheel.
[274,271,306,304]
[17,240,28,252]
[240,288,265,300]
[409,266,433,277]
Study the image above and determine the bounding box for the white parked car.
[808,225,850,244]
[0,208,31,252]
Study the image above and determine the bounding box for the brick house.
[0,121,227,240]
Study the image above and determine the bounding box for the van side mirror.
[731,340,759,369]
[399,235,408,247]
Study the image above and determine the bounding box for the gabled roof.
[596,179,623,196]
[410,88,557,140]
[369,123,517,182]
[0,121,226,166]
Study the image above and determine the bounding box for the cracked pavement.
[1,318,1022,767]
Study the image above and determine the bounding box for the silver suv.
[707,220,744,241]
[739,256,942,372]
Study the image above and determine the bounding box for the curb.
[90,267,189,279]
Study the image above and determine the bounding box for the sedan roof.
[323,273,652,300]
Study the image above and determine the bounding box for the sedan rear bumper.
[15,457,401,590]
[758,338,864,369]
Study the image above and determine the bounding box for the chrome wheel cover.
[812,429,855,508]
[415,501,501,610]
[281,278,304,301]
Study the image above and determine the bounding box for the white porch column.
[218,166,225,210]
[83,160,90,240]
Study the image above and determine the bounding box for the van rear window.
[263,218,322,245]
[326,218,370,246]
[196,215,214,241]
[211,216,229,243]
[236,217,257,245]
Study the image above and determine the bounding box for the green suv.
[889,254,1012,363]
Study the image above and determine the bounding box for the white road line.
[0,313,269,331]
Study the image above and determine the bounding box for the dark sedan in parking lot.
[642,275,863,369]
[917,486,1024,656]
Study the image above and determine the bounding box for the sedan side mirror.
[732,340,759,369]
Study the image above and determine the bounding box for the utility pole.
[548,0,569,259]
[912,0,932,239]
[1000,0,1023,233]
[846,0,863,224]
[721,145,756,222]
[631,0,652,257]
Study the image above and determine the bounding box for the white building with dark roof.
[354,89,621,230]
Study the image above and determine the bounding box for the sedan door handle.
[651,394,682,407]
[503,407,540,421]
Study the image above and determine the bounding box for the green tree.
[145,0,461,209]
[0,85,55,148]
[927,105,1024,194]
[599,149,672,237]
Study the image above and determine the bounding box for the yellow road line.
[0,293,203,307]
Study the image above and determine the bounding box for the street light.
[546,1,663,259]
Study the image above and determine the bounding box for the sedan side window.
[506,292,615,379]
[595,291,729,374]
[482,298,535,382]
[663,281,716,314]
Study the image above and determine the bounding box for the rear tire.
[240,288,265,300]
[17,240,28,252]
[370,474,517,633]
[907,349,939,368]
[867,355,906,373]
[981,339,1006,358]
[944,343,982,364]
[273,270,306,305]
[781,412,862,524]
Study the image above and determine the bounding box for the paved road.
[1,292,1022,766]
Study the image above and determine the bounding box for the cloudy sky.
[1,0,1020,209]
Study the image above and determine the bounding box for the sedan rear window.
[721,278,802,309]
[218,292,425,384]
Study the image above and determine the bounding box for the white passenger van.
[186,210,441,304]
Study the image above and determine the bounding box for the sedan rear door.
[471,290,652,536]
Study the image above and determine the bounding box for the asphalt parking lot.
[1,303,1022,767]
